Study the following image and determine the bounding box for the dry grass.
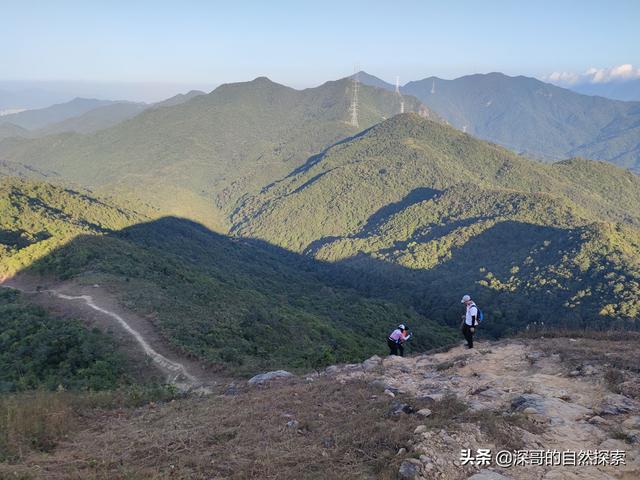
[528,335,640,373]
[0,385,178,463]
[0,392,75,461]
[1,378,423,479]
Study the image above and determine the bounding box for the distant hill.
[351,71,395,91]
[33,102,147,135]
[0,98,120,130]
[357,71,640,170]
[570,79,640,102]
[151,89,206,108]
[0,77,434,230]
[232,114,640,330]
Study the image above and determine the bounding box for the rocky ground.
[325,337,640,480]
[2,336,639,479]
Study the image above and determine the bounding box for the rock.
[467,470,513,479]
[247,370,293,385]
[396,447,407,456]
[418,393,444,405]
[414,425,428,434]
[523,407,539,415]
[362,355,382,371]
[619,380,640,399]
[389,401,414,416]
[511,393,545,414]
[419,454,431,463]
[286,420,299,429]
[599,438,628,451]
[324,365,340,375]
[553,390,571,401]
[588,415,609,425]
[568,370,580,377]
[322,437,334,448]
[525,351,544,362]
[384,389,396,398]
[383,355,408,368]
[223,383,239,396]
[623,416,640,430]
[417,408,432,418]
[342,363,363,372]
[398,459,420,479]
[599,393,639,415]
[582,364,597,375]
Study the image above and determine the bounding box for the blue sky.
[3,0,639,89]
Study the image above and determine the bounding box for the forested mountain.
[232,114,640,330]
[358,71,640,171]
[0,78,433,230]
[0,176,456,373]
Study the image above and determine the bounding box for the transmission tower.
[396,76,405,113]
[349,71,359,128]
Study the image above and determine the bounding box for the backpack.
[472,304,484,325]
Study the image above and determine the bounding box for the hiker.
[461,294,478,349]
[388,324,411,356]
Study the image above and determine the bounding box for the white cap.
[398,324,406,330]
[461,295,471,303]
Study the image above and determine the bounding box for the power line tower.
[396,76,405,113]
[349,71,359,128]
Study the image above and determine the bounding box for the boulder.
[383,355,408,368]
[362,355,382,371]
[414,425,428,434]
[247,370,293,385]
[511,394,545,414]
[622,415,640,430]
[398,459,421,479]
[599,394,639,415]
[324,365,340,375]
[417,408,432,418]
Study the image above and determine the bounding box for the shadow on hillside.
[13,216,631,369]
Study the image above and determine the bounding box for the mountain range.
[0,77,431,230]
[0,73,639,382]
[356,71,640,171]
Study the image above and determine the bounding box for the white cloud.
[545,64,640,85]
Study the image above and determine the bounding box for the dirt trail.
[1,276,215,393]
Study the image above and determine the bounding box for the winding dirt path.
[1,276,214,393]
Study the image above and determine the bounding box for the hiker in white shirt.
[461,294,478,349]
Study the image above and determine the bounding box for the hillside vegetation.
[0,176,147,278]
[232,114,640,330]
[0,288,126,392]
[0,176,456,373]
[0,78,434,230]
